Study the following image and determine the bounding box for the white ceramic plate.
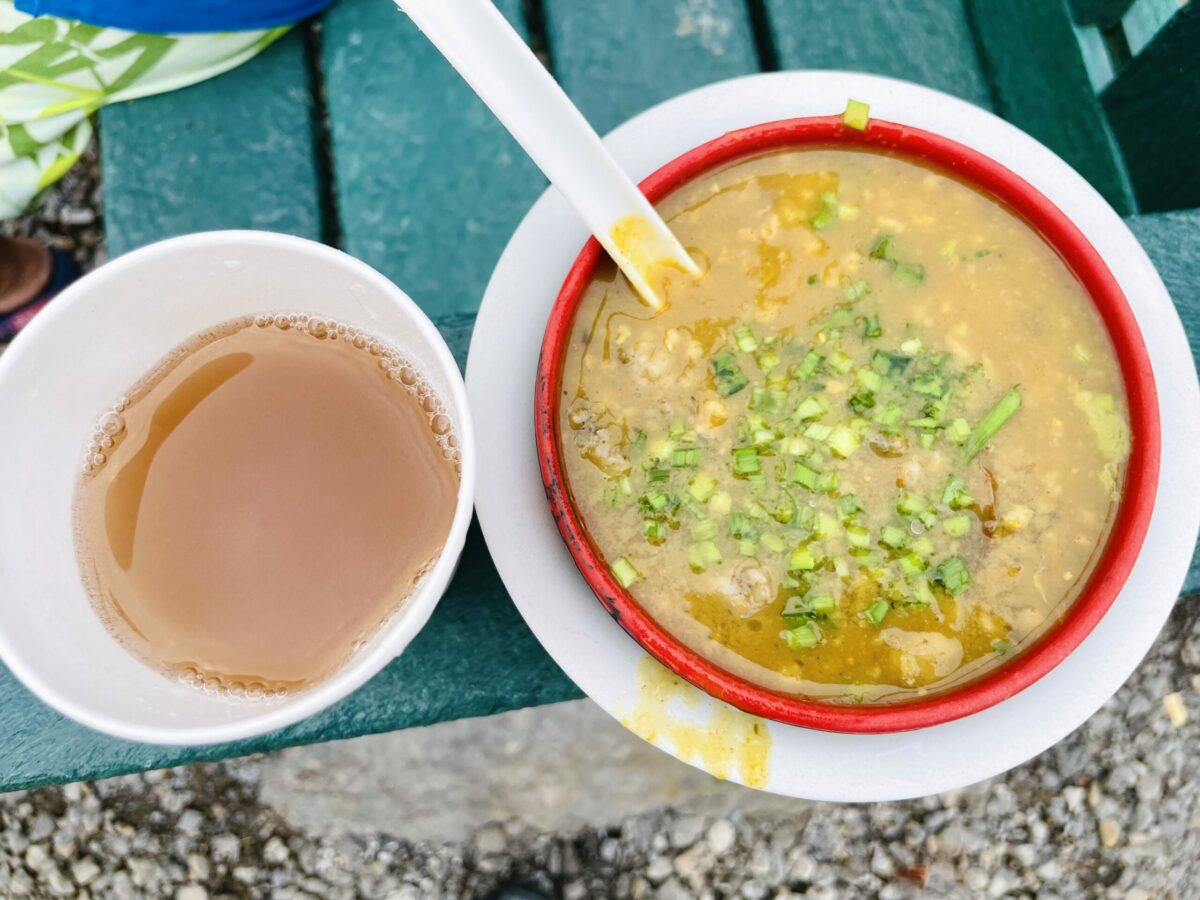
[466,72,1200,801]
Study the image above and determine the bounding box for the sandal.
[0,243,80,342]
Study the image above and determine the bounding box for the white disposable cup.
[0,231,476,745]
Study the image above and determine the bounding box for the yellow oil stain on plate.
[620,655,771,788]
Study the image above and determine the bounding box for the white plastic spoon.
[395,0,700,308]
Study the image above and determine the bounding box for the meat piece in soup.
[558,148,1130,703]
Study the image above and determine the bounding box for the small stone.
[657,878,692,900]
[1011,844,1038,867]
[44,865,75,898]
[987,869,1020,897]
[24,844,49,871]
[210,834,240,863]
[645,857,673,884]
[705,819,736,855]
[27,813,55,843]
[1098,819,1121,848]
[233,866,258,884]
[1162,692,1188,726]
[473,823,507,856]
[870,846,895,878]
[59,206,96,226]
[177,810,204,836]
[71,858,101,886]
[563,881,588,900]
[1036,860,1063,881]
[127,858,157,887]
[673,842,715,885]
[670,815,706,849]
[1062,786,1085,813]
[176,886,209,900]
[187,854,211,881]
[790,853,818,882]
[264,837,290,865]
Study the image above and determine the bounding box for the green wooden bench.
[2,0,1196,790]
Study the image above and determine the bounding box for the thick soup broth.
[558,148,1130,702]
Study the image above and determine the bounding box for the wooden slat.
[100,29,323,257]
[968,0,1137,216]
[542,0,759,135]
[1102,3,1199,213]
[1068,0,1136,26]
[760,0,992,108]
[320,0,545,322]
[1126,209,1200,596]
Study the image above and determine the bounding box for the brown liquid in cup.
[73,313,460,695]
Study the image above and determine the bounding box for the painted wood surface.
[101,29,323,256]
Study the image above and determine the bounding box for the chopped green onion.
[911,373,944,396]
[803,422,833,441]
[898,338,923,357]
[897,552,926,578]
[795,394,831,420]
[844,280,870,302]
[611,557,639,588]
[942,514,971,537]
[893,262,925,285]
[789,461,820,490]
[738,539,758,557]
[815,471,839,493]
[961,387,1022,463]
[733,325,758,353]
[688,472,716,502]
[710,491,732,514]
[761,533,785,554]
[941,475,975,510]
[933,555,971,595]
[643,519,667,544]
[641,489,670,511]
[710,351,749,397]
[811,192,839,230]
[870,234,897,261]
[793,350,825,380]
[670,448,699,468]
[827,424,863,459]
[865,599,890,625]
[784,621,822,650]
[829,350,854,375]
[843,98,870,131]
[648,466,671,482]
[911,536,936,558]
[947,417,971,445]
[846,524,871,548]
[789,546,818,572]
[691,520,718,542]
[810,594,836,614]
[731,446,761,476]
[838,494,864,519]
[862,315,882,338]
[880,525,908,550]
[896,492,928,517]
[687,540,723,573]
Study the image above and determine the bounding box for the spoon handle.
[396,0,698,308]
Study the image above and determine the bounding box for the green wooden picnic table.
[1,0,1197,790]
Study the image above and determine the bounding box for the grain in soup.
[557,148,1130,702]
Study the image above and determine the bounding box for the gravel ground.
[0,599,1191,900]
[3,139,1199,900]
[1,139,105,276]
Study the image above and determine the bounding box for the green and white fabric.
[0,2,286,217]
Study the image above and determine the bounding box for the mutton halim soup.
[556,146,1131,703]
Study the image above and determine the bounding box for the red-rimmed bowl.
[535,115,1161,734]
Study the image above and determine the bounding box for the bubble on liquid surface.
[99,412,124,437]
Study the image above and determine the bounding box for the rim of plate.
[468,71,1199,800]
[534,114,1159,733]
